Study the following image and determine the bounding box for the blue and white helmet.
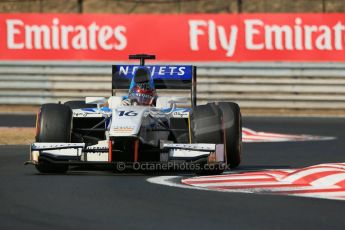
[128,67,156,106]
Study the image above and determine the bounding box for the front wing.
[26,142,225,167]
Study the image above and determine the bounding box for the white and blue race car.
[26,54,242,174]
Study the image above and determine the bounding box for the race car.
[26,54,242,174]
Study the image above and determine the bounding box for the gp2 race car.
[25,54,242,175]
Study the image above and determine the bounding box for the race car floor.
[0,116,345,229]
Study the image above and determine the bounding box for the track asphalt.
[0,115,345,229]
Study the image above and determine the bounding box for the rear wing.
[112,65,197,107]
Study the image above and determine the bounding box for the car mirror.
[168,97,188,104]
[85,97,107,110]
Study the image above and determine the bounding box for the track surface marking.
[180,163,345,201]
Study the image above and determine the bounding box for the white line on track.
[147,175,255,194]
[147,176,208,191]
[146,175,345,201]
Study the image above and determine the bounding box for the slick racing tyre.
[217,102,242,169]
[191,103,224,175]
[35,104,72,173]
[191,104,223,144]
[64,100,96,109]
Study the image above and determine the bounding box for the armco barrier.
[0,61,345,109]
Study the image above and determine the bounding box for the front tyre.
[191,104,224,175]
[35,104,72,173]
[217,102,242,169]
[191,104,223,144]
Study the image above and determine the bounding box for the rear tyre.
[64,100,96,110]
[35,104,72,173]
[191,104,224,175]
[217,102,242,169]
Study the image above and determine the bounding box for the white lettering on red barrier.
[244,18,345,51]
[6,18,127,51]
[1,14,345,61]
[189,17,345,57]
[189,20,238,57]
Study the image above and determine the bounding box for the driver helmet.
[128,67,156,106]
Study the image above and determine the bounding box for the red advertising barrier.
[1,13,345,62]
